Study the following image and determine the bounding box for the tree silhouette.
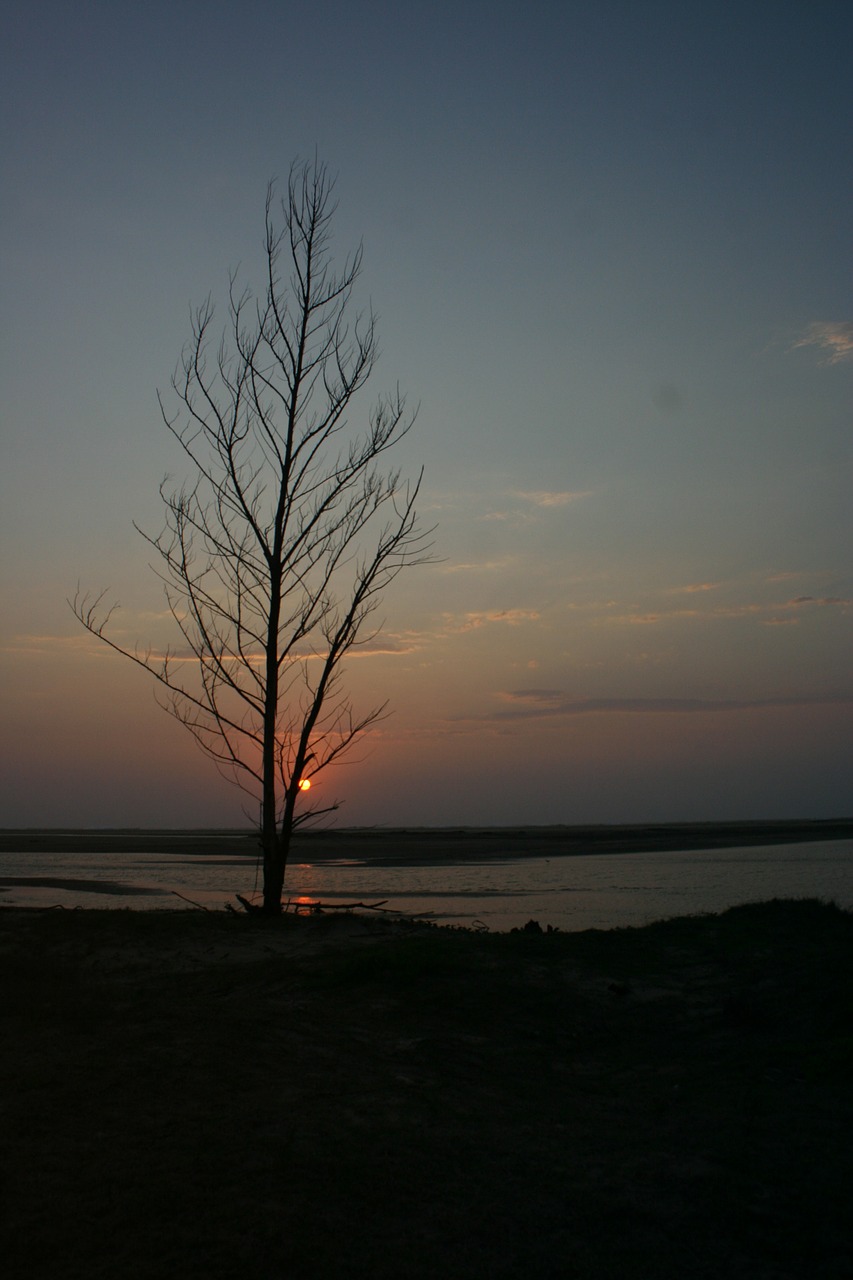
[73,159,431,912]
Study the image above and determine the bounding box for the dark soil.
[1,899,851,1278]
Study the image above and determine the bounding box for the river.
[1,836,851,932]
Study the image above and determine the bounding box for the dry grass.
[2,899,852,1278]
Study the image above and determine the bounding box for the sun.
[297,778,312,792]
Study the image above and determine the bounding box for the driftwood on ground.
[231,894,394,916]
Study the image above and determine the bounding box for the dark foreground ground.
[2,899,852,1279]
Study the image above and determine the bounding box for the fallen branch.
[231,895,410,917]
[235,893,263,914]
[171,890,210,911]
[285,899,391,914]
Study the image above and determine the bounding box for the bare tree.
[73,159,431,913]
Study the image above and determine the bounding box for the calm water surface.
[1,839,851,932]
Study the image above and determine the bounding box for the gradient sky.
[2,0,851,828]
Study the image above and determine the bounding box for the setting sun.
[298,778,311,792]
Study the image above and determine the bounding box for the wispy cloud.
[761,596,853,624]
[606,592,852,628]
[346,631,429,658]
[787,595,851,608]
[607,609,704,625]
[429,484,596,532]
[500,687,564,703]
[3,626,432,665]
[665,582,722,595]
[514,489,594,508]
[1,633,99,657]
[445,608,542,633]
[440,556,517,574]
[792,321,853,364]
[464,688,853,722]
[765,570,813,584]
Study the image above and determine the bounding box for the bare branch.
[72,157,435,912]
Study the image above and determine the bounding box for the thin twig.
[171,890,210,911]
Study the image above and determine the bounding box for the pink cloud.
[792,321,853,364]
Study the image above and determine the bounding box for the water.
[1,839,851,932]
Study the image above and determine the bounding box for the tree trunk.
[262,828,290,914]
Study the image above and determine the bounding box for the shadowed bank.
[2,899,851,1278]
[4,817,853,860]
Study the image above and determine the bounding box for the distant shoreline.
[2,819,852,864]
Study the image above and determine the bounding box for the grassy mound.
[2,899,851,1278]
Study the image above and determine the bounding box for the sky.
[1,0,851,829]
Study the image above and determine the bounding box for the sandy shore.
[2,818,852,864]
